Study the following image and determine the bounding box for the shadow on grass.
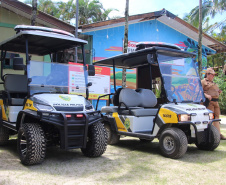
[112,137,226,164]
[1,136,226,183]
[0,138,111,172]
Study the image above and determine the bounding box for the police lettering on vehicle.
[163,114,171,118]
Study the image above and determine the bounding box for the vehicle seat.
[119,88,158,116]
[4,74,27,105]
[101,88,143,114]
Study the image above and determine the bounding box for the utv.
[95,42,220,159]
[0,25,107,165]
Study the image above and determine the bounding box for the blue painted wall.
[82,19,215,109]
[83,19,215,63]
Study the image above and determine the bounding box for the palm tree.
[31,0,37,26]
[24,0,117,25]
[198,0,203,76]
[183,0,225,30]
[57,0,76,23]
[184,0,226,70]
[38,0,57,16]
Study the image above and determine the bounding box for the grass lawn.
[1,125,226,185]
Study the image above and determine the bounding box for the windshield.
[28,61,86,96]
[158,54,205,103]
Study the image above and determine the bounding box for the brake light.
[76,114,84,118]
[66,115,72,118]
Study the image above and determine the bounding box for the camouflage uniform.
[201,67,226,140]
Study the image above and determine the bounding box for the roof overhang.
[0,0,75,33]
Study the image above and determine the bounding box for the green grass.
[1,127,226,184]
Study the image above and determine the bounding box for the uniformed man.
[201,68,226,140]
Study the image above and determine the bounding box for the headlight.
[209,113,214,120]
[34,103,54,112]
[178,114,191,122]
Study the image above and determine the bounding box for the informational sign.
[68,64,86,96]
[68,63,110,100]
[123,40,138,53]
[88,66,110,100]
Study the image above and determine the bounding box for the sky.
[19,0,226,32]
[98,0,225,26]
[99,0,198,18]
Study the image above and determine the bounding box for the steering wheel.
[167,85,177,101]
[171,85,175,93]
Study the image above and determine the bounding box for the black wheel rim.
[20,131,27,157]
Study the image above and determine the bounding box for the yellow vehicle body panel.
[112,112,128,132]
[158,108,178,124]
[24,99,38,111]
[0,100,7,121]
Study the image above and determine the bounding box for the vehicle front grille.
[54,106,83,111]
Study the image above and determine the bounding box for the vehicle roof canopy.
[0,29,87,55]
[94,47,196,69]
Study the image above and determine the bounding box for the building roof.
[81,9,226,54]
[0,0,75,33]
[1,1,225,54]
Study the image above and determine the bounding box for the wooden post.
[31,0,37,26]
[122,0,129,88]
[198,0,203,77]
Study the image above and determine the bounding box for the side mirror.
[13,57,25,70]
[87,82,92,87]
[147,54,154,64]
[88,64,95,76]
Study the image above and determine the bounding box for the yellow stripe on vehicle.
[0,99,7,121]
[158,108,178,124]
[112,112,127,132]
[24,99,38,111]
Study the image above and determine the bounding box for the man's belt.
[211,98,219,102]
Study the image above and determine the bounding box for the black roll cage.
[95,46,205,108]
[0,28,91,99]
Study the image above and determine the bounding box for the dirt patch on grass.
[1,126,226,185]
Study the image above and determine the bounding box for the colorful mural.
[82,19,216,101]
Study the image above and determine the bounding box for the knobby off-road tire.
[104,124,120,145]
[17,123,46,165]
[0,126,9,145]
[159,128,188,159]
[195,124,220,151]
[81,121,108,157]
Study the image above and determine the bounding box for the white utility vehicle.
[95,42,220,159]
[0,25,107,165]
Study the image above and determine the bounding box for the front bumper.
[22,109,102,149]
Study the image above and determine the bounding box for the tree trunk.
[75,0,79,63]
[31,0,37,26]
[198,0,202,77]
[122,0,129,88]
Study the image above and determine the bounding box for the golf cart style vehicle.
[0,25,107,165]
[95,42,220,159]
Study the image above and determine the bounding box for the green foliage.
[183,0,226,37]
[24,0,118,25]
[214,69,226,113]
